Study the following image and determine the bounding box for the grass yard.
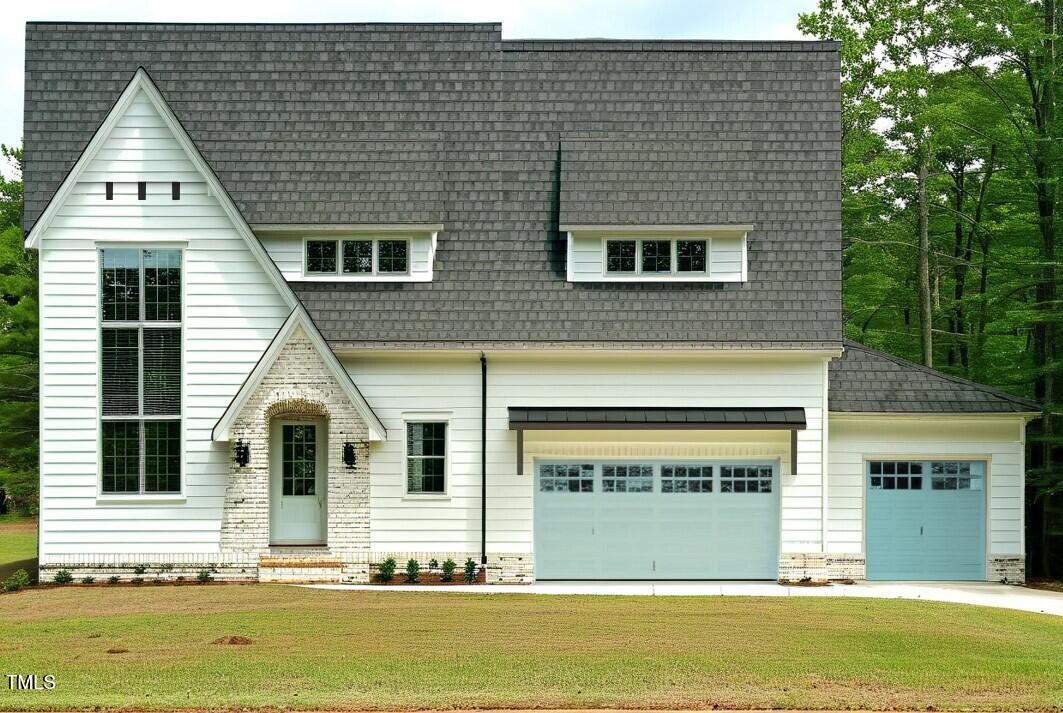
[0,515,36,581]
[0,586,1060,711]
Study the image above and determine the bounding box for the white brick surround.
[219,326,371,565]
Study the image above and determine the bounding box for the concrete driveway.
[308,580,1063,616]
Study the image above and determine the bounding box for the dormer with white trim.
[562,225,752,283]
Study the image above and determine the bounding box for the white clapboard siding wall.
[827,418,1025,556]
[260,235,435,282]
[344,353,827,556]
[38,89,290,558]
[568,234,745,282]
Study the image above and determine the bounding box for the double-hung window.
[406,422,446,494]
[306,238,409,276]
[99,248,182,495]
[605,238,708,276]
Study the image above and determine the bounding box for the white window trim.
[401,413,452,499]
[302,236,416,281]
[95,247,186,502]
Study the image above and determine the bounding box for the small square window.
[641,240,671,273]
[677,240,707,272]
[342,240,373,274]
[606,241,636,273]
[306,241,337,274]
[378,240,408,273]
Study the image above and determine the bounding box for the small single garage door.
[534,460,779,580]
[866,460,986,580]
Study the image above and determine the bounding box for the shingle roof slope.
[829,340,1040,414]
[24,23,842,347]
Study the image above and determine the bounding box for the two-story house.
[23,22,1038,584]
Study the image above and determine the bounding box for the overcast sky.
[0,0,816,156]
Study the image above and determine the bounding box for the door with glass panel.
[865,460,986,580]
[269,419,327,544]
[534,460,780,580]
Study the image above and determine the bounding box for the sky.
[0,0,817,163]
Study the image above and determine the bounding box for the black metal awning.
[508,406,806,474]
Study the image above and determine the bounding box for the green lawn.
[0,586,1060,710]
[0,515,36,579]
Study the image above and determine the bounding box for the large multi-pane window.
[406,422,446,494]
[99,248,182,494]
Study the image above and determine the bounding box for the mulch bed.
[1025,580,1063,593]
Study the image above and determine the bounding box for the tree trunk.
[1028,0,1059,579]
[970,145,997,383]
[950,163,967,369]
[917,155,933,367]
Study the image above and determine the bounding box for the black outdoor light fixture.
[343,441,357,469]
[234,439,250,468]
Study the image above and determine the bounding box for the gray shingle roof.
[24,22,842,347]
[829,340,1040,414]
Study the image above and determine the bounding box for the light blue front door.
[866,460,986,580]
[534,460,779,580]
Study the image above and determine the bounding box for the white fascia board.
[251,223,444,235]
[24,68,299,310]
[212,307,387,443]
[561,224,754,237]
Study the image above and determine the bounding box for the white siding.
[567,234,746,282]
[827,417,1026,556]
[259,234,435,282]
[345,353,828,556]
[38,89,290,558]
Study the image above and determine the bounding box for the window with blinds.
[99,248,182,495]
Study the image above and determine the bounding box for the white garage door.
[534,460,780,580]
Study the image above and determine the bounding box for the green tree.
[0,143,37,515]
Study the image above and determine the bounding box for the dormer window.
[604,238,709,276]
[565,225,751,283]
[305,238,410,277]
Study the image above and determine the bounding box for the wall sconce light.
[234,439,250,468]
[343,441,357,469]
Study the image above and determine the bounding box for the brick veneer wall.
[219,326,371,564]
[989,556,1026,584]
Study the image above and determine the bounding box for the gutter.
[480,352,488,566]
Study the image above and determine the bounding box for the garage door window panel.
[661,464,713,493]
[601,464,653,492]
[540,463,594,492]
[720,465,773,493]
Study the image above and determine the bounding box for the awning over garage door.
[508,407,806,474]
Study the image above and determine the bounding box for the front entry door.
[269,420,327,545]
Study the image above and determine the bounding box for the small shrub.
[82,576,96,585]
[53,570,74,585]
[405,559,420,583]
[441,558,456,582]
[175,575,185,582]
[463,558,478,584]
[130,577,144,585]
[158,563,174,573]
[133,564,147,576]
[428,558,439,570]
[376,557,397,583]
[108,575,120,585]
[2,569,30,592]
[197,570,214,584]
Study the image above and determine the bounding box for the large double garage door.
[866,460,987,580]
[534,460,780,580]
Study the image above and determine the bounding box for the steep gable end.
[24,68,296,311]
[213,308,386,443]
